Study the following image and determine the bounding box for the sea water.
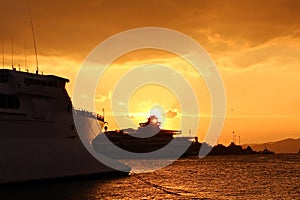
[1,154,299,200]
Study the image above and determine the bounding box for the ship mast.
[29,9,39,74]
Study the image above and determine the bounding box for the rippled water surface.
[1,154,299,199]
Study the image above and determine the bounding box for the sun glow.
[128,84,181,130]
[149,105,165,124]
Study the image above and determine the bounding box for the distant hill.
[243,138,300,153]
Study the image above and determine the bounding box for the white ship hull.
[0,139,129,184]
[0,69,130,184]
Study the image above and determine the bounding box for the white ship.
[0,68,130,184]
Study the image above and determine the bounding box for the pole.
[2,40,4,69]
[11,36,14,69]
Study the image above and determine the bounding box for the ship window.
[0,93,20,109]
[0,94,7,108]
[0,75,8,83]
[58,81,65,88]
[47,81,58,87]
[24,78,30,86]
[24,78,60,88]
[24,78,32,86]
[47,81,52,87]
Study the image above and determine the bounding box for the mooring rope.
[130,171,196,197]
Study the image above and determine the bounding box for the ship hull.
[92,131,199,159]
[0,138,130,184]
[0,116,130,184]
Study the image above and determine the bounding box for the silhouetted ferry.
[92,115,198,159]
[0,68,130,184]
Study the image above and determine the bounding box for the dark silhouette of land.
[242,138,300,154]
[183,141,274,157]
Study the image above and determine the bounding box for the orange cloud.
[166,109,177,118]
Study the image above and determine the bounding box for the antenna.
[11,36,14,69]
[1,40,4,69]
[24,39,28,72]
[29,9,39,74]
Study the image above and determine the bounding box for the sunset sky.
[1,0,300,144]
